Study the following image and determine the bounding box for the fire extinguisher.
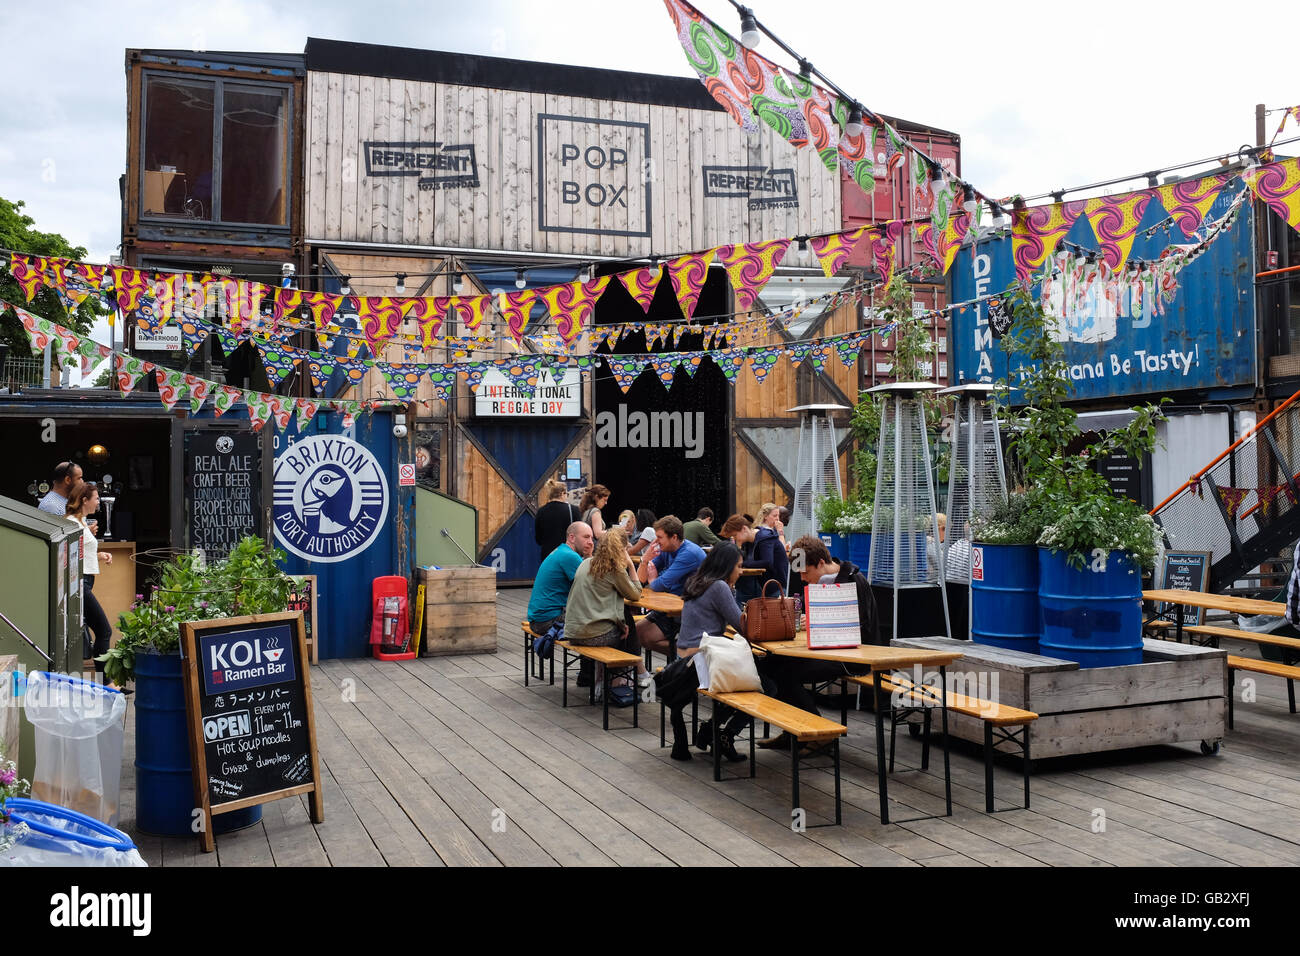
[381,596,400,645]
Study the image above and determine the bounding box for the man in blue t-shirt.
[527,521,594,633]
[635,514,705,659]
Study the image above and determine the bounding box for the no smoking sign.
[970,546,984,582]
[398,463,416,486]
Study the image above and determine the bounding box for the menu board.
[180,612,323,852]
[805,583,862,649]
[1159,551,1212,626]
[185,429,263,560]
[287,575,318,663]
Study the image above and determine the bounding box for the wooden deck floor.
[121,589,1300,867]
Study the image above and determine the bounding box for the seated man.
[756,535,879,747]
[634,515,706,660]
[682,507,722,548]
[527,521,595,635]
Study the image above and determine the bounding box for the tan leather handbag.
[741,580,797,642]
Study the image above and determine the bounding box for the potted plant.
[982,285,1164,668]
[968,488,1048,653]
[834,496,875,571]
[814,491,850,559]
[99,536,294,835]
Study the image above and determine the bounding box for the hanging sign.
[135,326,183,351]
[180,611,324,852]
[185,429,263,561]
[272,435,390,563]
[474,368,581,418]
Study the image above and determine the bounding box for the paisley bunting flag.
[747,347,781,384]
[62,262,108,310]
[243,390,273,432]
[495,289,537,343]
[295,400,319,434]
[1084,191,1155,271]
[537,276,611,344]
[339,403,358,429]
[664,251,715,319]
[110,266,154,316]
[678,352,706,379]
[214,279,266,336]
[457,362,487,393]
[1012,200,1087,284]
[183,373,212,414]
[257,344,300,387]
[212,385,242,418]
[649,354,680,388]
[153,367,184,411]
[834,334,865,369]
[1154,173,1232,238]
[617,264,663,313]
[913,223,941,272]
[14,307,53,352]
[785,74,840,172]
[305,358,336,395]
[831,98,877,193]
[606,355,647,393]
[114,354,153,395]
[9,254,54,301]
[811,227,870,278]
[266,395,295,432]
[356,296,412,351]
[1246,157,1300,233]
[447,294,493,333]
[786,341,811,369]
[717,239,790,310]
[376,362,423,400]
[807,342,834,375]
[333,354,368,388]
[866,221,904,282]
[662,0,760,134]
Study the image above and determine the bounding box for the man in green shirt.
[682,507,721,548]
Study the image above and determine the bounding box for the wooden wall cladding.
[458,435,518,550]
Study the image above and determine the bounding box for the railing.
[0,355,45,391]
[1151,386,1300,590]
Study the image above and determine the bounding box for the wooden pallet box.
[891,637,1226,758]
[418,567,498,656]
[0,655,17,771]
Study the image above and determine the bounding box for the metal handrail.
[0,609,54,663]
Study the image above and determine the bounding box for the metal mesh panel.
[869,395,942,588]
[790,414,841,543]
[945,395,1007,575]
[1153,401,1300,589]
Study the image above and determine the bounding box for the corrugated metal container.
[273,409,415,659]
[946,181,1256,402]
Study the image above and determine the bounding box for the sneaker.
[593,682,604,702]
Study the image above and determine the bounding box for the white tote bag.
[698,632,762,694]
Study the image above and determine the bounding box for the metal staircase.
[1151,387,1300,593]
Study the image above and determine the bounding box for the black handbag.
[653,655,700,709]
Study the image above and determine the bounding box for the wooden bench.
[1228,655,1300,727]
[557,640,643,731]
[520,621,555,687]
[1147,620,1300,655]
[697,687,847,826]
[841,673,1038,813]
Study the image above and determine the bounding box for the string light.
[394,273,406,295]
[515,269,527,289]
[339,276,351,296]
[738,6,760,49]
[452,272,464,294]
[844,104,864,140]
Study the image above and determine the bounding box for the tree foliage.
[0,195,109,357]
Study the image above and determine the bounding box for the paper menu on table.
[805,583,861,649]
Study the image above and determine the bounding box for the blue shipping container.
[947,183,1255,401]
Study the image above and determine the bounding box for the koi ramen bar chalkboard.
[180,611,324,852]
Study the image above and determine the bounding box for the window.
[141,73,290,227]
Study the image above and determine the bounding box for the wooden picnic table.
[758,639,964,824]
[626,590,684,616]
[1143,588,1284,643]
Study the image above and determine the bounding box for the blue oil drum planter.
[134,651,261,836]
[819,532,850,561]
[1037,547,1144,669]
[970,543,1041,653]
[848,532,872,571]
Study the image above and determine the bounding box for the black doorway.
[592,267,731,527]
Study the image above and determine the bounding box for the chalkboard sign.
[1160,551,1212,626]
[185,429,263,560]
[180,612,324,852]
[287,575,318,663]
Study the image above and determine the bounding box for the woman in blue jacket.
[743,502,789,596]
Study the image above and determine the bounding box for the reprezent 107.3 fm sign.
[273,435,389,563]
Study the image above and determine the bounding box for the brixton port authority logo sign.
[273,436,389,563]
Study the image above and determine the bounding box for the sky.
[1,0,1297,270]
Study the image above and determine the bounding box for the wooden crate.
[892,637,1227,758]
[418,567,498,656]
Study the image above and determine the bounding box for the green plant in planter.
[833,498,874,533]
[991,283,1164,570]
[99,536,294,686]
[815,491,847,532]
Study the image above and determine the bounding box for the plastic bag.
[23,672,127,826]
[0,798,146,867]
[699,632,761,694]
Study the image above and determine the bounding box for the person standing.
[634,515,706,661]
[65,481,114,675]
[743,502,790,596]
[682,508,722,548]
[39,461,83,518]
[579,484,611,541]
[534,479,578,562]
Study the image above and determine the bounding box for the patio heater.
[787,404,848,543]
[938,384,1008,634]
[866,382,951,641]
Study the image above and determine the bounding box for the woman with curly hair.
[563,527,645,701]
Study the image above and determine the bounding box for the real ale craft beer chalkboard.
[180,611,324,852]
[185,429,263,559]
[1159,551,1212,626]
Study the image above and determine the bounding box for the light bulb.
[515,270,527,290]
[339,276,351,296]
[962,192,978,218]
[739,8,760,49]
[844,104,864,140]
[394,273,406,295]
[797,239,811,266]
[453,272,464,295]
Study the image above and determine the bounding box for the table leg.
[874,671,889,825]
[833,738,842,826]
[1175,602,1185,644]
[713,700,722,783]
[632,666,639,729]
[791,738,801,823]
[562,646,569,708]
[940,665,952,817]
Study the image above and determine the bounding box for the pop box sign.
[946,185,1256,401]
